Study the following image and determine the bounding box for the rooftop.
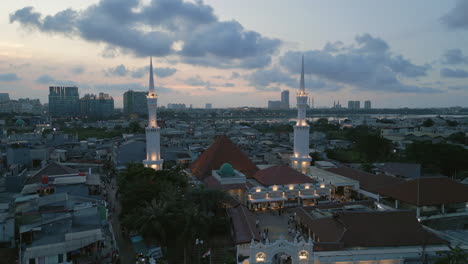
[190,135,258,179]
[227,204,261,244]
[254,164,316,186]
[326,167,404,194]
[376,177,468,206]
[295,209,447,251]
[309,166,359,187]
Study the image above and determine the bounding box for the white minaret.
[143,57,163,170]
[290,56,312,173]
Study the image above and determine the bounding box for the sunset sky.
[1,0,468,108]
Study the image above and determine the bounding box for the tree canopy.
[422,118,434,127]
[118,164,227,263]
[404,141,468,179]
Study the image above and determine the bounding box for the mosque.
[143,57,453,264]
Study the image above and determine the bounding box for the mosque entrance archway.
[272,252,292,264]
[249,238,313,264]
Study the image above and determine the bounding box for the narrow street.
[107,175,135,264]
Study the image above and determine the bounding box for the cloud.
[223,83,235,87]
[105,64,128,77]
[246,67,296,87]
[180,20,280,68]
[0,73,21,82]
[10,0,280,69]
[448,85,468,90]
[101,45,118,58]
[440,68,468,78]
[230,72,240,79]
[183,75,233,90]
[441,0,468,30]
[279,34,437,93]
[323,41,344,53]
[70,65,85,75]
[153,67,177,78]
[94,82,173,93]
[184,75,211,86]
[256,86,280,92]
[105,64,176,78]
[442,49,468,65]
[35,74,83,87]
[246,67,343,91]
[35,74,56,84]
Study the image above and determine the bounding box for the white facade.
[143,58,163,170]
[291,56,312,174]
[247,238,313,264]
[245,241,448,264]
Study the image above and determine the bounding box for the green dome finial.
[219,163,234,177]
[15,119,25,127]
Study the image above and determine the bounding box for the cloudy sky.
[1,0,468,108]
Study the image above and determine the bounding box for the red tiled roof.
[326,167,404,193]
[227,204,261,244]
[300,210,446,250]
[376,177,468,206]
[190,135,258,179]
[27,162,78,184]
[203,175,249,191]
[253,165,316,186]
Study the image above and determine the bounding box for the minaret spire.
[290,55,312,174]
[143,57,163,171]
[149,57,155,92]
[300,55,305,92]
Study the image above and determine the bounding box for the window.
[58,254,63,263]
[29,259,35,264]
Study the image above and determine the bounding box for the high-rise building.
[281,90,290,109]
[205,103,212,109]
[290,56,311,173]
[143,58,163,171]
[167,103,186,110]
[80,93,114,117]
[123,90,148,114]
[364,100,371,109]
[347,100,361,110]
[332,101,342,109]
[0,93,10,103]
[48,86,80,116]
[268,100,281,109]
[354,101,360,109]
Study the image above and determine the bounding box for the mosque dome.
[219,163,234,177]
[15,119,25,127]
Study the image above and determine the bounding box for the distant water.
[225,114,468,123]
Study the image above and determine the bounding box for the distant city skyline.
[1,0,468,108]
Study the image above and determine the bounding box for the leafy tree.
[354,134,393,162]
[313,118,340,132]
[127,121,144,133]
[445,120,459,127]
[422,118,434,127]
[436,246,468,264]
[404,141,468,179]
[118,164,227,263]
[361,162,374,173]
[448,132,467,145]
[309,152,322,163]
[376,118,395,124]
